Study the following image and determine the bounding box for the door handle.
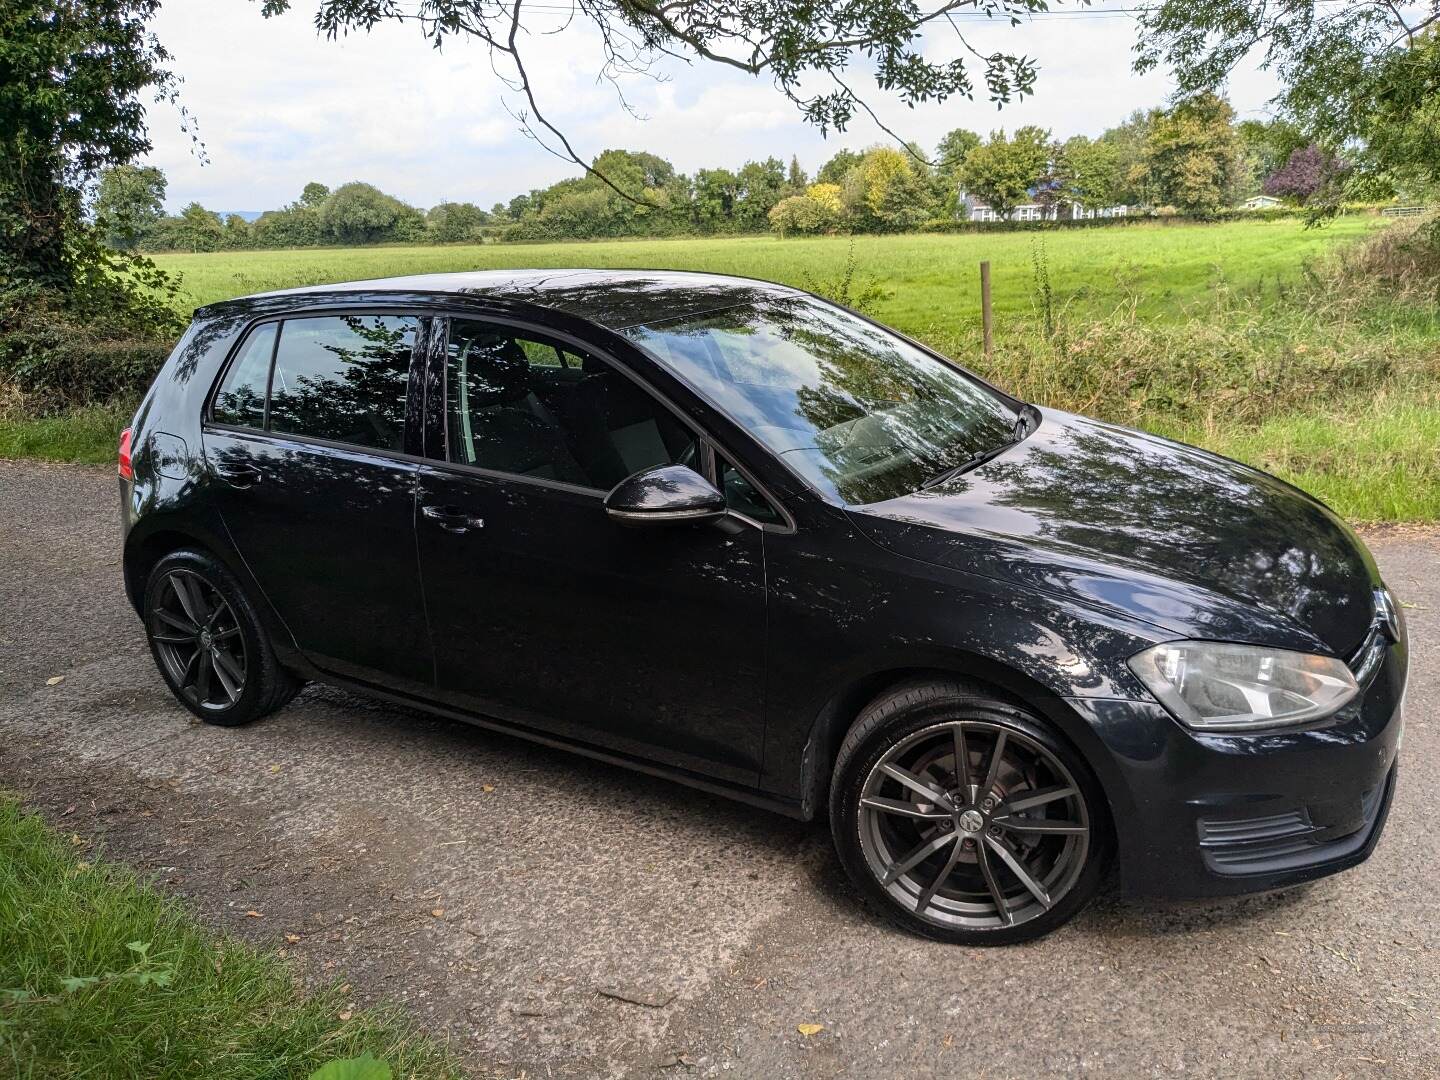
[422,503,484,534]
[215,462,262,488]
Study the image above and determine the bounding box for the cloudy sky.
[142,2,1284,214]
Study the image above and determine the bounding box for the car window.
[445,320,696,490]
[623,297,1019,506]
[212,322,277,428]
[715,453,784,525]
[266,315,416,452]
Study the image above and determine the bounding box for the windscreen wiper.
[920,405,1038,492]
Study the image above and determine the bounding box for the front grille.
[1197,781,1387,875]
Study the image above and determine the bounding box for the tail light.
[118,427,134,481]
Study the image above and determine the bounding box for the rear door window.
[267,315,418,452]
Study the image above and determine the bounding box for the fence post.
[980,260,993,362]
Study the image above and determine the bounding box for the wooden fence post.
[980,260,993,362]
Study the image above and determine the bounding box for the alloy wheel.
[148,569,248,712]
[857,720,1091,931]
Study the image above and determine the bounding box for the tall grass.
[0,796,461,1080]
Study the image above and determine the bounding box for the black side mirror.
[605,464,728,526]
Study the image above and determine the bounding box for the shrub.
[0,285,175,416]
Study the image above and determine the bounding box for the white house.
[1239,194,1283,210]
[959,190,1129,223]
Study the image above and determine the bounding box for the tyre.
[830,679,1109,945]
[143,548,302,726]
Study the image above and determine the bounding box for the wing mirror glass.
[605,464,728,526]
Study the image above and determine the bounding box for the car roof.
[210,268,807,330]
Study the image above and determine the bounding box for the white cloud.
[142,3,1284,213]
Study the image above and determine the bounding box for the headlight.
[1128,641,1359,732]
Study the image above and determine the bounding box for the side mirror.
[605,464,728,526]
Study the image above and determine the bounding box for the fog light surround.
[1129,640,1360,732]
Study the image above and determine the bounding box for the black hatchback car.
[118,269,1407,944]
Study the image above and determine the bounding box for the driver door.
[414,318,770,784]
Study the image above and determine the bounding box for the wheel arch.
[124,521,310,677]
[795,655,1130,839]
[123,526,222,615]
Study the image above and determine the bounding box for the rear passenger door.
[203,311,433,691]
[414,317,772,784]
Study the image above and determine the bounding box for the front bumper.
[1067,634,1407,899]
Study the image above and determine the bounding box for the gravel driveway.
[2,458,1437,1079]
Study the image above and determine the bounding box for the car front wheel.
[830,679,1109,945]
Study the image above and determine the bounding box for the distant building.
[1239,194,1283,210]
[959,190,1130,223]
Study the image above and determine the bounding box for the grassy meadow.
[4,215,1436,522]
[153,216,1384,333]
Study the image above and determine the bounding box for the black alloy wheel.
[143,549,302,726]
[832,680,1108,945]
[149,569,248,712]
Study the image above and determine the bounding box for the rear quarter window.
[212,323,276,428]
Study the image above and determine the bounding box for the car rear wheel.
[830,679,1109,945]
[143,549,301,726]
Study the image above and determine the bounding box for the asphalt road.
[2,458,1437,1079]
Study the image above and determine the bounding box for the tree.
[252,205,322,248]
[1142,94,1243,216]
[94,164,167,249]
[262,1,1049,204]
[317,182,418,244]
[852,147,934,231]
[300,181,330,208]
[693,168,740,233]
[768,193,834,237]
[221,214,253,250]
[427,201,489,243]
[1263,144,1345,206]
[957,127,1050,220]
[935,128,981,177]
[1236,118,1308,195]
[169,203,223,253]
[733,158,787,231]
[1100,109,1159,207]
[932,128,981,216]
[1063,137,1126,210]
[1135,3,1440,190]
[1,0,183,292]
[785,156,808,194]
[817,148,864,186]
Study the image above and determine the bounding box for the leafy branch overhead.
[1136,1,1440,189]
[256,0,1051,200]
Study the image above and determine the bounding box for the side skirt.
[298,668,813,822]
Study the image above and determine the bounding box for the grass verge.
[0,795,460,1080]
[0,401,133,465]
[1163,400,1440,524]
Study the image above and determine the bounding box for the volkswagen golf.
[118,270,1406,944]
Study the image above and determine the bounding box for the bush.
[0,286,175,415]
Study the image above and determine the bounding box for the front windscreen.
[622,297,1019,505]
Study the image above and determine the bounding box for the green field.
[153,217,1384,336]
[6,216,1435,522]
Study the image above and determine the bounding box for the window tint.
[213,322,276,428]
[267,315,416,452]
[446,320,696,489]
[716,453,783,525]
